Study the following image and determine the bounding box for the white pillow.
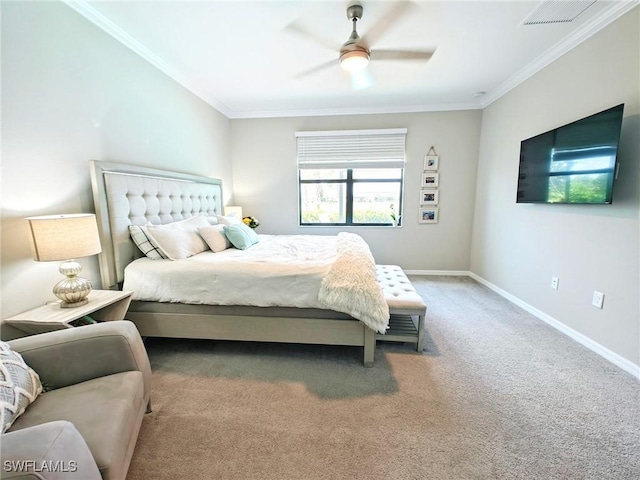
[129,225,167,260]
[144,215,210,260]
[216,215,243,226]
[198,225,232,253]
[1,342,43,433]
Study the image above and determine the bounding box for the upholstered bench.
[376,265,427,352]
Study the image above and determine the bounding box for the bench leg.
[416,313,426,352]
[363,327,376,367]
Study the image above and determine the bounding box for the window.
[297,129,406,226]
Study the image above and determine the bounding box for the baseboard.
[468,272,640,380]
[404,270,471,276]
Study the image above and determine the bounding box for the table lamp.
[26,214,102,308]
[224,205,243,218]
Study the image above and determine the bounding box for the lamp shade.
[224,205,243,219]
[26,214,102,262]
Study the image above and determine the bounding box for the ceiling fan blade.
[370,48,436,61]
[360,0,415,48]
[295,58,339,78]
[350,68,374,90]
[285,21,338,52]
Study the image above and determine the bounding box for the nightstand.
[4,290,133,336]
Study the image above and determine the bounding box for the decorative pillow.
[198,225,232,253]
[145,215,211,260]
[1,341,43,433]
[223,223,259,250]
[129,225,167,260]
[216,215,243,226]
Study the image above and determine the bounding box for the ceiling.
[63,1,637,119]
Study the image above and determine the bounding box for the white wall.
[0,1,232,323]
[230,111,482,270]
[470,9,639,366]
[3,1,636,371]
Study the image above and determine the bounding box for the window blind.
[296,128,407,169]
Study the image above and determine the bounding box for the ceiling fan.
[287,1,436,89]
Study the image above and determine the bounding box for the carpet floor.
[126,276,639,480]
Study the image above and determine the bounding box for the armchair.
[1,321,151,480]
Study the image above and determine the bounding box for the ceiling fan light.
[340,51,369,72]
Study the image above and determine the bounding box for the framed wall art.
[421,172,439,188]
[418,207,439,224]
[423,155,439,171]
[419,189,439,205]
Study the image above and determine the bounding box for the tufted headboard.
[89,160,223,289]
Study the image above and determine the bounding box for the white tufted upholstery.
[376,265,427,351]
[376,265,426,313]
[103,172,222,284]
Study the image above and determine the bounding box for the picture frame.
[418,207,439,224]
[421,172,439,188]
[419,189,439,205]
[423,155,439,171]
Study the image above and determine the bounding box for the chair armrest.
[7,321,151,403]
[1,421,101,479]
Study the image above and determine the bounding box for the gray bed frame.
[89,160,376,366]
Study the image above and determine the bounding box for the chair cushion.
[0,341,43,433]
[1,421,101,479]
[8,372,145,480]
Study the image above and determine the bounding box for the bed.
[89,160,388,366]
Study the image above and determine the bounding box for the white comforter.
[123,233,389,333]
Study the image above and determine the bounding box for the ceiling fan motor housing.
[347,3,363,21]
[341,1,370,62]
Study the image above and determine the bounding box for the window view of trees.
[299,168,403,225]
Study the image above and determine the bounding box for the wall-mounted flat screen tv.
[516,104,624,204]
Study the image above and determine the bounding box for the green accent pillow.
[223,224,259,250]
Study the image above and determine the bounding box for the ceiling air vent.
[523,0,598,25]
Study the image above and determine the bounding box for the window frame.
[298,168,404,227]
[296,128,407,227]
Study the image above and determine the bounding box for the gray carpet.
[127,276,639,480]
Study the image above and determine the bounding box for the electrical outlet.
[551,276,559,290]
[592,291,605,309]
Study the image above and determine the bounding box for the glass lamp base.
[59,298,89,309]
[54,260,92,308]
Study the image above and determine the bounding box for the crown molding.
[61,0,234,117]
[480,0,639,108]
[63,0,475,119]
[228,101,483,119]
[62,0,638,119]
[59,0,482,120]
